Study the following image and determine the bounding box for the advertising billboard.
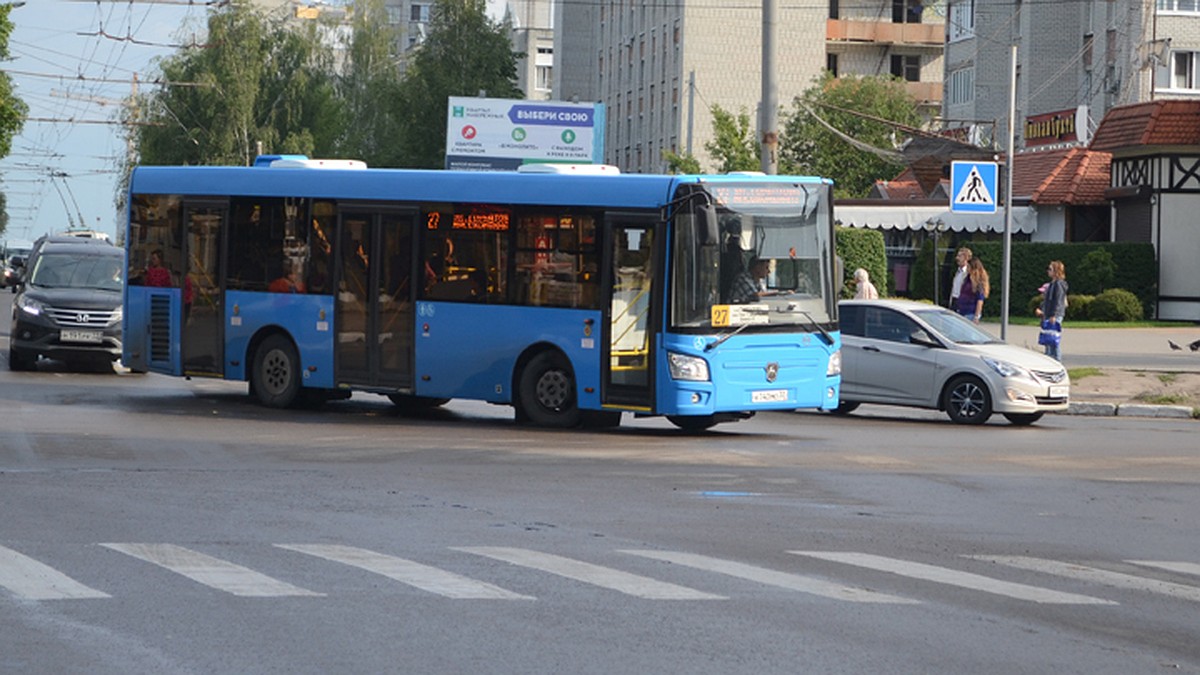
[444,97,606,171]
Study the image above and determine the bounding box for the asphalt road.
[2,294,1199,674]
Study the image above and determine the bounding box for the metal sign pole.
[1002,44,1017,341]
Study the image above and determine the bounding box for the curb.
[1065,401,1196,419]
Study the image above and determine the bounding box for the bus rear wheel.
[253,334,301,408]
[516,351,580,428]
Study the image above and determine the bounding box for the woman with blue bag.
[1035,260,1068,360]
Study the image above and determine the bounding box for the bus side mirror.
[698,202,718,246]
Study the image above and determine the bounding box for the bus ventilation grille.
[149,294,172,363]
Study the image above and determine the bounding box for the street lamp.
[925,218,945,304]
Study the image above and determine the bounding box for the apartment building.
[552,1,945,174]
[943,0,1200,150]
[504,0,555,101]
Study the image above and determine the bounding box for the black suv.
[9,236,125,370]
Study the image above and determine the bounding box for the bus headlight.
[667,351,710,381]
[827,350,842,376]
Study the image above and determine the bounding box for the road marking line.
[970,556,1200,603]
[276,544,531,599]
[455,547,724,600]
[1127,560,1200,578]
[0,545,110,600]
[620,550,917,604]
[100,544,322,597]
[790,552,1116,605]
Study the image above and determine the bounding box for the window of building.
[829,0,839,20]
[1167,50,1200,89]
[1158,0,1200,13]
[536,66,552,91]
[827,53,838,77]
[891,54,920,82]
[947,66,975,105]
[948,0,974,41]
[893,0,923,23]
[410,3,429,22]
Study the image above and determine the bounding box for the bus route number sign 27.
[711,304,770,328]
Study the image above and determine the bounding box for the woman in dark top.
[1035,260,1068,361]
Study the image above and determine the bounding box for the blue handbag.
[1038,319,1061,346]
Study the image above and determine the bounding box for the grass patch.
[1158,373,1179,385]
[1133,393,1191,405]
[1068,367,1103,381]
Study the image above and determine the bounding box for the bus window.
[226,197,319,294]
[421,205,509,303]
[513,210,599,309]
[128,194,184,288]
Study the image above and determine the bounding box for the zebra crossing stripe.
[620,550,918,604]
[100,544,322,597]
[1127,561,1200,578]
[969,556,1200,603]
[276,544,531,599]
[791,552,1116,605]
[0,545,110,600]
[455,547,724,600]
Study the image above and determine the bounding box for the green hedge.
[964,242,1156,319]
[835,227,887,298]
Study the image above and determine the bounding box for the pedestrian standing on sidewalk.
[1036,260,1069,360]
[948,247,972,309]
[852,268,879,299]
[956,257,989,323]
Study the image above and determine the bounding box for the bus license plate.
[1048,385,1068,398]
[60,330,102,344]
[752,389,788,403]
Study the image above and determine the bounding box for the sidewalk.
[983,321,1200,419]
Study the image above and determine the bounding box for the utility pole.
[760,0,778,174]
[686,70,695,156]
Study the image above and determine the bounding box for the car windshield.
[913,307,1002,345]
[30,252,123,291]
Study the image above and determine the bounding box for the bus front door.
[602,220,657,410]
[181,203,225,377]
[335,209,416,390]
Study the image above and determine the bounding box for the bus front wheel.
[516,351,581,428]
[667,415,719,433]
[253,334,301,408]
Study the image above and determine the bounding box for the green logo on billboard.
[561,129,577,144]
[512,127,527,141]
[453,106,464,117]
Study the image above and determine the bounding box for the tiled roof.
[1090,100,1200,151]
[1013,147,1111,205]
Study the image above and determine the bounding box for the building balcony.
[904,80,942,104]
[826,18,943,47]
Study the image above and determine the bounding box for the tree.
[704,106,759,174]
[336,0,406,166]
[1,3,29,236]
[394,0,523,168]
[780,73,920,198]
[128,4,342,168]
[661,150,701,174]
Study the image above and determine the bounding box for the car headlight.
[110,306,123,324]
[982,356,1033,380]
[667,351,710,382]
[16,295,44,316]
[827,349,842,376]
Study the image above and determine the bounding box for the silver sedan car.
[836,299,1070,425]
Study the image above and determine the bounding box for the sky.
[2,0,214,244]
[1,0,509,245]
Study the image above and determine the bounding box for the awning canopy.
[835,205,1037,234]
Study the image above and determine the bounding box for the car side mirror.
[909,331,940,348]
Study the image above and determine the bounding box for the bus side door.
[601,215,659,410]
[334,207,417,390]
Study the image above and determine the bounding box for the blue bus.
[123,157,841,431]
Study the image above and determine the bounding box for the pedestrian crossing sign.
[950,161,998,214]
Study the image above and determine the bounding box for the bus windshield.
[671,180,835,330]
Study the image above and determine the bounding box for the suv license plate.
[751,389,789,403]
[61,330,102,344]
[1048,385,1068,398]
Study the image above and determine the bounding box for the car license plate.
[60,329,102,344]
[1048,385,1068,398]
[751,389,789,403]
